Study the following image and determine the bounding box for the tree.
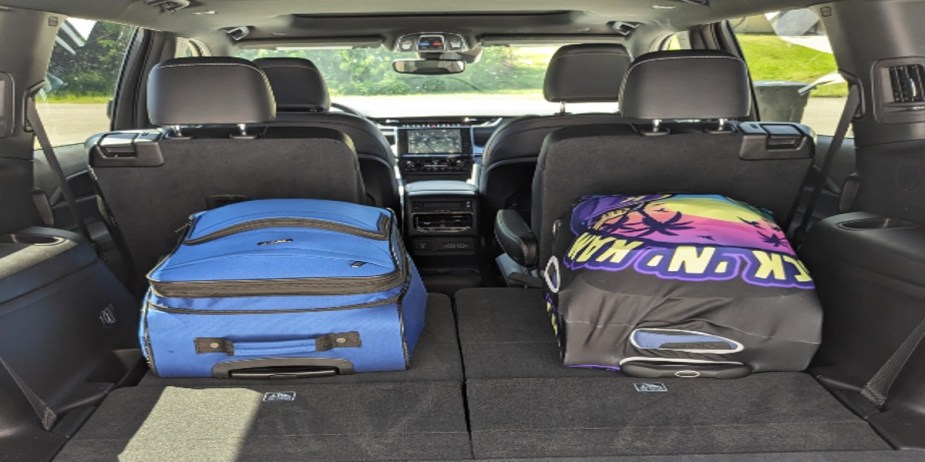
[47,21,133,98]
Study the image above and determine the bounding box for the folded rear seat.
[88,57,366,277]
[530,50,816,268]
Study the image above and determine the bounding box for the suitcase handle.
[195,332,361,356]
[212,358,356,379]
[233,338,319,356]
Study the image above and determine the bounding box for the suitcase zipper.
[150,267,405,298]
[150,214,407,298]
[147,294,401,314]
[184,214,390,245]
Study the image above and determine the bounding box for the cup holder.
[0,233,64,245]
[837,217,920,231]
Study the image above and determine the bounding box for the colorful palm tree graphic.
[596,212,634,234]
[627,209,695,237]
[757,230,786,248]
[594,201,696,238]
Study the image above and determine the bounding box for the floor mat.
[55,381,471,461]
[457,288,889,458]
[467,372,889,458]
[456,288,616,379]
[139,293,461,386]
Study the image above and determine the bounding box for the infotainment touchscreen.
[407,128,463,154]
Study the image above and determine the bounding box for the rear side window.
[35,18,135,147]
[732,10,847,136]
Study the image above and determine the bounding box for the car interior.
[1,0,924,461]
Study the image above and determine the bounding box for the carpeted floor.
[53,289,896,461]
[55,294,470,461]
[466,374,890,458]
[455,288,891,458]
[455,288,617,379]
[55,381,471,461]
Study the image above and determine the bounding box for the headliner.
[0,0,828,46]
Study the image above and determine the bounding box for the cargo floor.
[53,290,895,461]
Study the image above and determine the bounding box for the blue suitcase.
[140,199,427,378]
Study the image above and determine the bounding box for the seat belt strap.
[0,356,57,431]
[795,84,860,238]
[26,96,94,245]
[861,315,925,408]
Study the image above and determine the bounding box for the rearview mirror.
[392,59,466,75]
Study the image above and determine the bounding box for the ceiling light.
[651,5,677,9]
[193,10,216,15]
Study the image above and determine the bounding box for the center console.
[397,125,473,180]
[404,180,482,292]
[405,181,478,254]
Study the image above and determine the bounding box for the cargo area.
[49,290,896,461]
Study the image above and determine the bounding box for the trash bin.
[753,81,810,123]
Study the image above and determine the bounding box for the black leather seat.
[88,57,366,276]
[254,57,400,213]
[478,44,632,228]
[527,50,815,267]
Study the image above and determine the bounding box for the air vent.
[888,64,925,103]
[874,57,925,124]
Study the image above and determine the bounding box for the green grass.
[738,34,847,97]
[42,93,111,104]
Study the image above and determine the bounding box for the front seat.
[254,58,400,213]
[478,44,632,229]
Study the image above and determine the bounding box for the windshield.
[237,46,619,118]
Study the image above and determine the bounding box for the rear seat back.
[532,50,814,265]
[89,57,365,276]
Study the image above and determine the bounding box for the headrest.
[147,57,275,126]
[543,44,632,103]
[619,50,751,120]
[254,57,331,112]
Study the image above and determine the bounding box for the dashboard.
[380,117,501,180]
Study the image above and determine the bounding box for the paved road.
[38,97,849,147]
